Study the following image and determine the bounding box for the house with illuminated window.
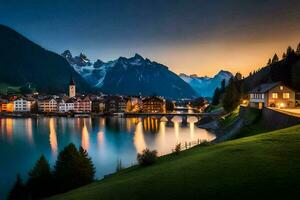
[38,97,58,112]
[13,97,32,112]
[249,82,295,109]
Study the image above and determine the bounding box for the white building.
[13,97,31,112]
[58,98,75,112]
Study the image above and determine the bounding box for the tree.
[282,52,287,59]
[271,54,279,64]
[54,144,95,193]
[286,46,294,56]
[8,174,28,200]
[267,58,272,65]
[27,155,53,199]
[296,42,300,55]
[212,87,221,106]
[78,146,95,185]
[222,78,241,112]
[220,79,226,94]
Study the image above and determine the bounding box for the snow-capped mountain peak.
[61,51,196,98]
[179,70,233,97]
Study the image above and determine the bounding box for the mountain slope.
[62,51,196,98]
[49,125,300,200]
[242,52,300,92]
[0,25,90,93]
[179,70,233,97]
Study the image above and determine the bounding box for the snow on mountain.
[61,51,196,98]
[179,70,233,97]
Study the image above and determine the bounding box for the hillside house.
[249,82,295,109]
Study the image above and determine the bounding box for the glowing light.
[81,120,90,150]
[133,122,147,153]
[49,118,58,155]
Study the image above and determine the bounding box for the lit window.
[272,93,278,99]
[283,93,290,99]
[280,86,284,90]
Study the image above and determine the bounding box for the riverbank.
[48,125,300,200]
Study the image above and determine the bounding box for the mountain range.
[62,51,197,98]
[0,24,234,98]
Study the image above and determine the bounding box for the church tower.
[69,76,76,98]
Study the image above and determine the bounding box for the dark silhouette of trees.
[8,174,29,200]
[222,78,241,112]
[212,88,221,106]
[286,46,294,56]
[54,143,95,193]
[267,58,272,65]
[282,52,286,59]
[296,43,300,55]
[220,79,226,94]
[78,147,96,185]
[272,54,279,63]
[27,155,53,199]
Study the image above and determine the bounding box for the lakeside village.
[0,78,209,117]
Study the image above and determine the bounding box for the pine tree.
[53,144,95,193]
[78,146,95,185]
[286,46,294,56]
[54,143,81,192]
[8,174,28,200]
[27,155,53,199]
[296,42,300,55]
[212,87,221,106]
[222,78,241,112]
[282,52,286,59]
[267,58,272,65]
[271,54,279,63]
[220,79,226,94]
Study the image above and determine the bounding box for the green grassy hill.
[49,125,300,200]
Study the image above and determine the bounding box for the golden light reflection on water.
[133,122,147,153]
[49,118,57,156]
[81,120,90,150]
[25,118,33,145]
[6,118,13,141]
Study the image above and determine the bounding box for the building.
[92,98,106,113]
[249,82,295,109]
[0,99,13,112]
[58,98,75,112]
[38,97,58,112]
[74,96,92,113]
[142,96,166,113]
[69,76,76,98]
[13,97,32,112]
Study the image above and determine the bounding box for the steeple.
[69,75,76,98]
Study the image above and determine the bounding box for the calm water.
[0,116,215,197]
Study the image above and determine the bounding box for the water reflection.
[0,116,216,198]
[81,120,90,150]
[49,118,57,156]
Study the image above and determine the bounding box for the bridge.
[124,112,220,125]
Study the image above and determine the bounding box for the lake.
[0,116,215,198]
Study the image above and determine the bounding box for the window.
[272,93,278,99]
[280,86,284,90]
[283,93,290,99]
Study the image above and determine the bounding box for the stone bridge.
[124,112,220,125]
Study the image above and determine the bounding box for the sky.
[1,0,300,77]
